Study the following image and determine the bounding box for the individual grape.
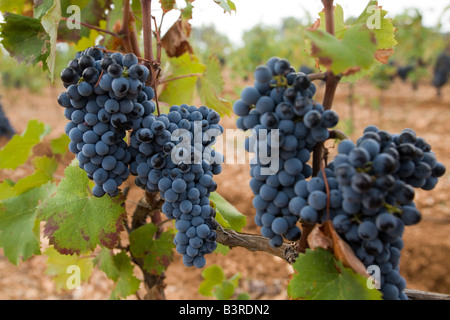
[307,191,327,211]
[357,221,378,241]
[271,217,289,235]
[240,86,261,105]
[61,67,79,84]
[300,206,319,224]
[108,63,123,78]
[122,53,139,68]
[82,67,100,84]
[254,65,272,83]
[112,77,129,95]
[78,55,95,70]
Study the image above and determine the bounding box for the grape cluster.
[128,105,224,268]
[57,45,155,197]
[288,126,446,300]
[233,57,339,246]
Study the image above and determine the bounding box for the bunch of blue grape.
[128,105,224,268]
[57,45,156,197]
[288,126,446,300]
[233,57,339,246]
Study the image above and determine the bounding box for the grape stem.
[158,73,203,84]
[60,17,120,38]
[329,129,349,141]
[307,72,327,81]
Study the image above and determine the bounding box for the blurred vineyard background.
[0,4,449,300]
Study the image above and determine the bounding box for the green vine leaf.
[58,0,110,43]
[12,156,58,195]
[197,56,232,116]
[34,0,54,19]
[306,24,377,76]
[199,264,226,297]
[129,223,175,276]
[199,264,244,300]
[0,119,51,170]
[210,192,246,232]
[50,133,70,155]
[307,0,396,79]
[287,248,382,300]
[0,0,30,15]
[213,0,236,14]
[159,0,176,13]
[159,53,205,108]
[95,248,141,300]
[180,0,194,20]
[0,182,56,265]
[44,246,93,291]
[37,160,126,255]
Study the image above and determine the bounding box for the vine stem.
[140,0,162,115]
[298,0,341,254]
[141,0,153,68]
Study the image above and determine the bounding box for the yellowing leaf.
[37,161,126,255]
[44,246,93,291]
[0,119,51,170]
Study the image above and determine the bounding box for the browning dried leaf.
[161,19,193,58]
[308,221,368,278]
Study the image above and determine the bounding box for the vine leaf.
[316,4,347,38]
[307,24,377,76]
[287,248,382,300]
[214,242,231,255]
[12,156,58,195]
[197,56,232,116]
[308,221,368,278]
[159,0,176,13]
[0,182,56,265]
[159,53,205,107]
[199,264,244,300]
[50,133,70,155]
[210,192,246,232]
[0,0,31,15]
[0,119,51,170]
[161,19,193,58]
[307,0,396,78]
[58,0,110,43]
[199,264,226,296]
[0,181,15,201]
[129,223,174,276]
[213,0,236,13]
[37,160,126,255]
[180,0,194,21]
[75,20,107,51]
[95,248,141,300]
[159,53,231,116]
[44,246,93,291]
